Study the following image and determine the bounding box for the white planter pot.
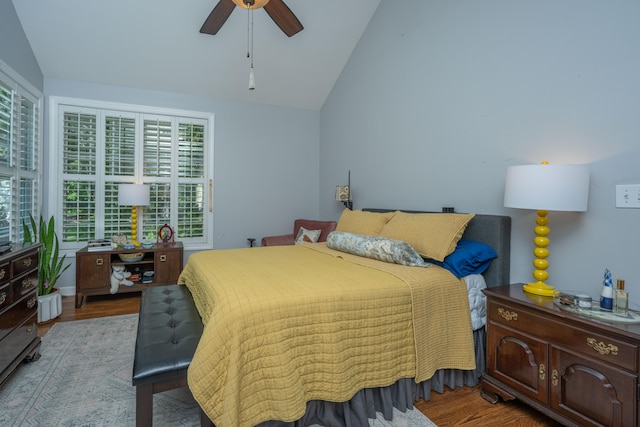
[38,289,62,323]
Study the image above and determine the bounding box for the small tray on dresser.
[554,290,640,324]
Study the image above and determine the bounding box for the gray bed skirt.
[259,327,486,427]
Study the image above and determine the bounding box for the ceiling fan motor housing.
[233,0,270,9]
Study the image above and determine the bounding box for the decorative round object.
[157,224,174,244]
[118,252,144,262]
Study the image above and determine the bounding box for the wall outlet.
[615,184,640,208]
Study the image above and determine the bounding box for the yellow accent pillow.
[335,209,396,236]
[379,212,475,262]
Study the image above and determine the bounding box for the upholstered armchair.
[261,219,337,246]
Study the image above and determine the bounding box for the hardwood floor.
[38,293,562,426]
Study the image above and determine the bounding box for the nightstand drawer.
[564,326,638,372]
[488,299,638,372]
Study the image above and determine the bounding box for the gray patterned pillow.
[327,231,430,267]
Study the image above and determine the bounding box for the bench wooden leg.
[136,383,153,427]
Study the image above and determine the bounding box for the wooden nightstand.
[75,242,183,307]
[481,284,640,427]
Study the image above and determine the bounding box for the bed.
[178,209,511,427]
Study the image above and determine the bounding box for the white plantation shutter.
[143,118,172,177]
[53,98,213,249]
[0,66,42,243]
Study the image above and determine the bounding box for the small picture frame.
[112,234,128,247]
[157,224,175,244]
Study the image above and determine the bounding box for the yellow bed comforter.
[178,243,474,427]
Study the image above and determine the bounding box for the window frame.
[48,96,214,252]
[0,60,43,242]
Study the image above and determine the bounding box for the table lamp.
[118,184,150,246]
[504,162,589,297]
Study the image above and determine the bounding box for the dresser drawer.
[563,325,639,372]
[488,299,639,372]
[0,262,9,285]
[0,282,11,311]
[12,269,38,300]
[0,290,37,342]
[0,313,38,370]
[11,251,38,277]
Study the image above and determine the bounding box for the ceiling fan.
[200,0,304,37]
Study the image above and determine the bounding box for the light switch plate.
[615,184,640,208]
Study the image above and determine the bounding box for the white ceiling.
[12,0,380,111]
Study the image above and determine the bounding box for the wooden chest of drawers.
[482,284,640,427]
[0,243,42,386]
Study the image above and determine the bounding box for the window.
[49,97,213,250]
[0,62,42,243]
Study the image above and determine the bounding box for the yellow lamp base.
[523,282,558,297]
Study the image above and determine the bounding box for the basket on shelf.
[118,252,144,262]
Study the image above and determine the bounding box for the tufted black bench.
[132,284,205,427]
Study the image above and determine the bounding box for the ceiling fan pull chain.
[246,5,250,58]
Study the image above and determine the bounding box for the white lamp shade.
[118,184,150,206]
[504,164,590,212]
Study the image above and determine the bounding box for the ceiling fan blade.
[263,0,304,37]
[200,0,236,35]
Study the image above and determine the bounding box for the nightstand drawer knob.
[539,363,545,380]
[27,296,36,309]
[498,307,518,321]
[96,258,104,266]
[160,255,166,262]
[551,369,559,386]
[586,337,618,356]
[0,292,5,304]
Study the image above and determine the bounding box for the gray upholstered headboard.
[363,209,511,288]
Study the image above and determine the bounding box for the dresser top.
[484,284,640,339]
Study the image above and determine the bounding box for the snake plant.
[23,215,70,296]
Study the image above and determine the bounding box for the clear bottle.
[614,279,629,316]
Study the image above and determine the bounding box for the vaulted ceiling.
[12,0,380,110]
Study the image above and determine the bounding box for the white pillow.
[295,227,321,244]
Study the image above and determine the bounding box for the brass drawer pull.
[0,292,6,304]
[160,254,167,262]
[586,337,618,356]
[22,258,32,267]
[539,363,545,380]
[0,268,5,279]
[96,258,104,266]
[22,278,32,288]
[498,307,518,321]
[26,324,35,335]
[551,369,559,386]
[27,296,37,309]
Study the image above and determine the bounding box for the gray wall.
[0,0,43,90]
[320,0,640,302]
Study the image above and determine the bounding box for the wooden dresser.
[75,242,184,307]
[0,243,42,386]
[482,284,640,427]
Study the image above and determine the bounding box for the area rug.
[0,314,437,427]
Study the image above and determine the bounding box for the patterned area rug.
[0,314,437,427]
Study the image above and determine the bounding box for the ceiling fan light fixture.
[249,66,256,90]
[233,0,270,9]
